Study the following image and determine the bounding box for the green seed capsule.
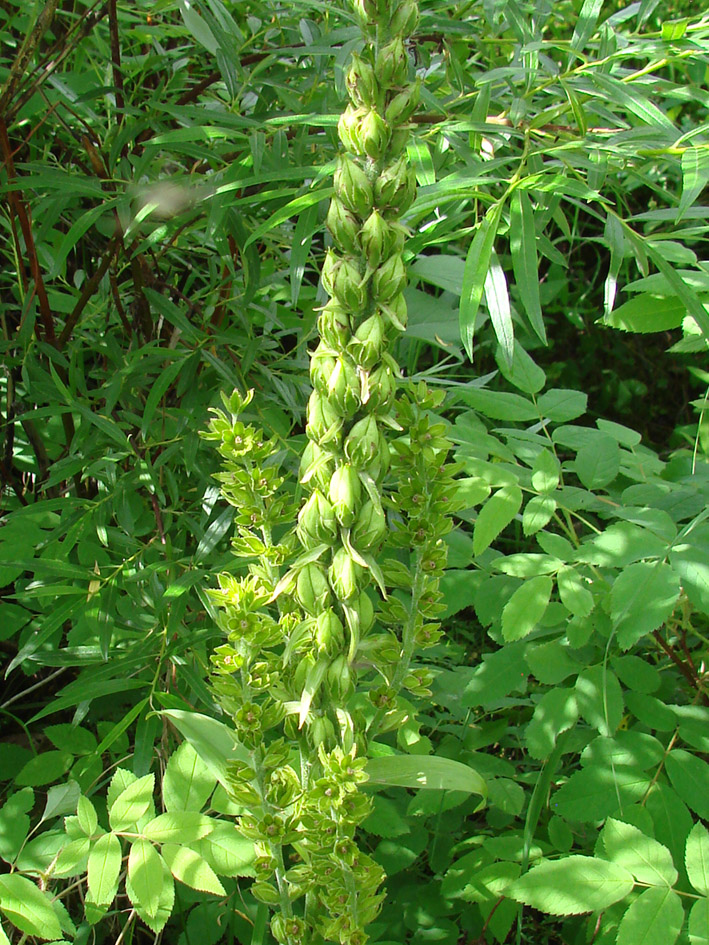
[318,303,351,350]
[329,547,363,602]
[297,489,337,547]
[309,715,336,750]
[351,500,387,550]
[366,362,396,410]
[310,342,338,394]
[375,38,407,87]
[346,53,379,108]
[329,463,362,527]
[306,390,342,444]
[380,291,408,332]
[356,590,376,634]
[358,109,390,160]
[326,255,368,314]
[327,198,360,254]
[327,652,353,699]
[334,155,374,218]
[328,355,361,418]
[359,209,389,270]
[373,253,407,304]
[374,156,416,212]
[337,104,367,154]
[385,80,420,125]
[300,440,335,491]
[344,414,380,469]
[296,563,332,616]
[315,608,345,655]
[390,0,419,36]
[349,313,386,369]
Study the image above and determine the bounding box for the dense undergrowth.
[1,1,709,944]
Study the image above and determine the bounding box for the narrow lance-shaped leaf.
[510,189,545,342]
[484,249,514,368]
[460,201,504,361]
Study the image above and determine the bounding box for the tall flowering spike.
[202,2,432,944]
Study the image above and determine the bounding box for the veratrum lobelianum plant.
[201,1,463,943]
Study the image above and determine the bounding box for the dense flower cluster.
[201,2,459,943]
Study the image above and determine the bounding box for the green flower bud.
[309,715,336,750]
[346,53,379,108]
[380,291,408,331]
[306,389,342,444]
[345,414,381,469]
[334,154,374,218]
[329,463,362,527]
[365,362,396,410]
[327,198,360,254]
[300,439,335,491]
[327,652,353,699]
[318,302,350,349]
[315,608,345,656]
[352,500,387,550]
[373,253,407,304]
[358,109,390,160]
[322,251,367,313]
[349,313,386,369]
[359,209,389,270]
[390,0,419,37]
[375,38,408,87]
[310,342,338,394]
[328,355,361,418]
[296,563,332,616]
[374,156,417,213]
[337,104,366,154]
[385,80,421,125]
[368,435,391,481]
[297,489,337,547]
[357,591,376,634]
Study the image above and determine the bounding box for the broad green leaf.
[461,641,528,707]
[0,923,9,945]
[605,294,686,333]
[0,873,62,940]
[689,898,709,945]
[484,250,514,366]
[460,201,504,360]
[525,640,580,685]
[616,886,683,945]
[496,341,546,394]
[536,388,587,421]
[44,725,97,756]
[109,774,155,832]
[0,789,34,863]
[611,655,660,694]
[666,751,709,820]
[531,449,560,494]
[15,752,73,788]
[669,524,709,614]
[510,190,545,342]
[611,562,680,649]
[602,819,677,887]
[575,666,624,736]
[523,495,556,535]
[686,823,709,896]
[76,797,98,837]
[574,435,620,489]
[127,839,165,919]
[194,823,256,877]
[162,843,225,895]
[646,784,693,871]
[553,765,650,822]
[143,812,215,844]
[163,742,218,813]
[462,388,538,421]
[126,846,174,934]
[581,733,664,771]
[456,478,491,509]
[87,833,121,906]
[160,710,251,790]
[52,837,91,878]
[365,754,486,800]
[473,485,523,556]
[508,855,634,915]
[524,688,578,760]
[578,521,668,568]
[557,566,594,617]
[501,575,553,641]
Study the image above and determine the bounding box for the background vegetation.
[1,0,709,943]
